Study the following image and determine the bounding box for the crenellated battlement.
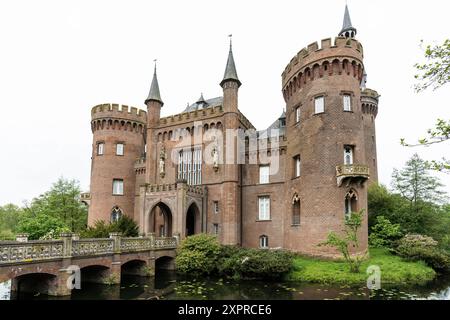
[91,103,147,134]
[91,103,147,123]
[282,37,363,83]
[158,105,224,127]
[361,88,379,117]
[281,37,365,103]
[361,88,379,101]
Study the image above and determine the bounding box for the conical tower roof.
[145,64,163,106]
[220,38,241,87]
[339,4,357,37]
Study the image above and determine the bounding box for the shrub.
[175,234,221,275]
[395,234,450,271]
[218,247,294,279]
[81,215,139,238]
[369,216,403,248]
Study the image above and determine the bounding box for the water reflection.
[1,272,449,300]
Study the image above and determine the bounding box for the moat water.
[1,271,449,300]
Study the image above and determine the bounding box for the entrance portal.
[186,203,200,236]
[149,202,173,237]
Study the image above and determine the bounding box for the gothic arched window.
[111,206,122,222]
[344,189,358,219]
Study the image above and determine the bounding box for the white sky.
[0,0,449,206]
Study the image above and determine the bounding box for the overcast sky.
[0,0,449,206]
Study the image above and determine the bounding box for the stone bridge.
[0,233,178,297]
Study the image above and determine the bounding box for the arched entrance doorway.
[186,202,201,236]
[149,202,173,237]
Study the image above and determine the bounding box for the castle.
[84,5,379,257]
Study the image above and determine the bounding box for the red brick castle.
[84,5,379,257]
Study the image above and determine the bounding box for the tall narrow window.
[258,196,270,221]
[97,142,104,155]
[116,143,124,156]
[259,165,270,184]
[343,94,352,111]
[314,96,325,114]
[344,146,354,165]
[292,195,300,225]
[213,201,219,214]
[177,148,202,185]
[295,107,301,123]
[294,156,301,177]
[213,223,219,235]
[344,190,358,220]
[259,235,269,249]
[112,179,124,195]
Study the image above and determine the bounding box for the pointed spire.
[145,60,163,106]
[220,35,241,88]
[339,4,357,38]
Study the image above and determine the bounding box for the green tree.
[414,39,450,92]
[17,214,70,240]
[318,210,367,273]
[391,153,446,206]
[0,204,23,232]
[23,177,88,233]
[402,39,450,172]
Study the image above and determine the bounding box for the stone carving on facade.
[211,142,219,172]
[159,146,166,178]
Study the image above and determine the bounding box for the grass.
[287,248,436,286]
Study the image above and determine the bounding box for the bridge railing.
[154,237,178,249]
[0,233,178,265]
[72,238,114,257]
[120,237,153,252]
[0,240,64,264]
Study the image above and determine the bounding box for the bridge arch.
[11,272,58,297]
[155,255,175,273]
[148,202,173,237]
[80,264,112,284]
[121,259,150,277]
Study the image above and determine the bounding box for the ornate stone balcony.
[336,164,370,187]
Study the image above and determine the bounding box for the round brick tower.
[88,103,147,225]
[281,34,371,257]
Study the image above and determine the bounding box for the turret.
[88,104,146,225]
[281,5,371,257]
[219,36,242,245]
[361,88,380,183]
[145,62,164,184]
[220,37,241,113]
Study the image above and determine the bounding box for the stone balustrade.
[0,233,178,265]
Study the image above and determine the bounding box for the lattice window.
[177,148,202,185]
